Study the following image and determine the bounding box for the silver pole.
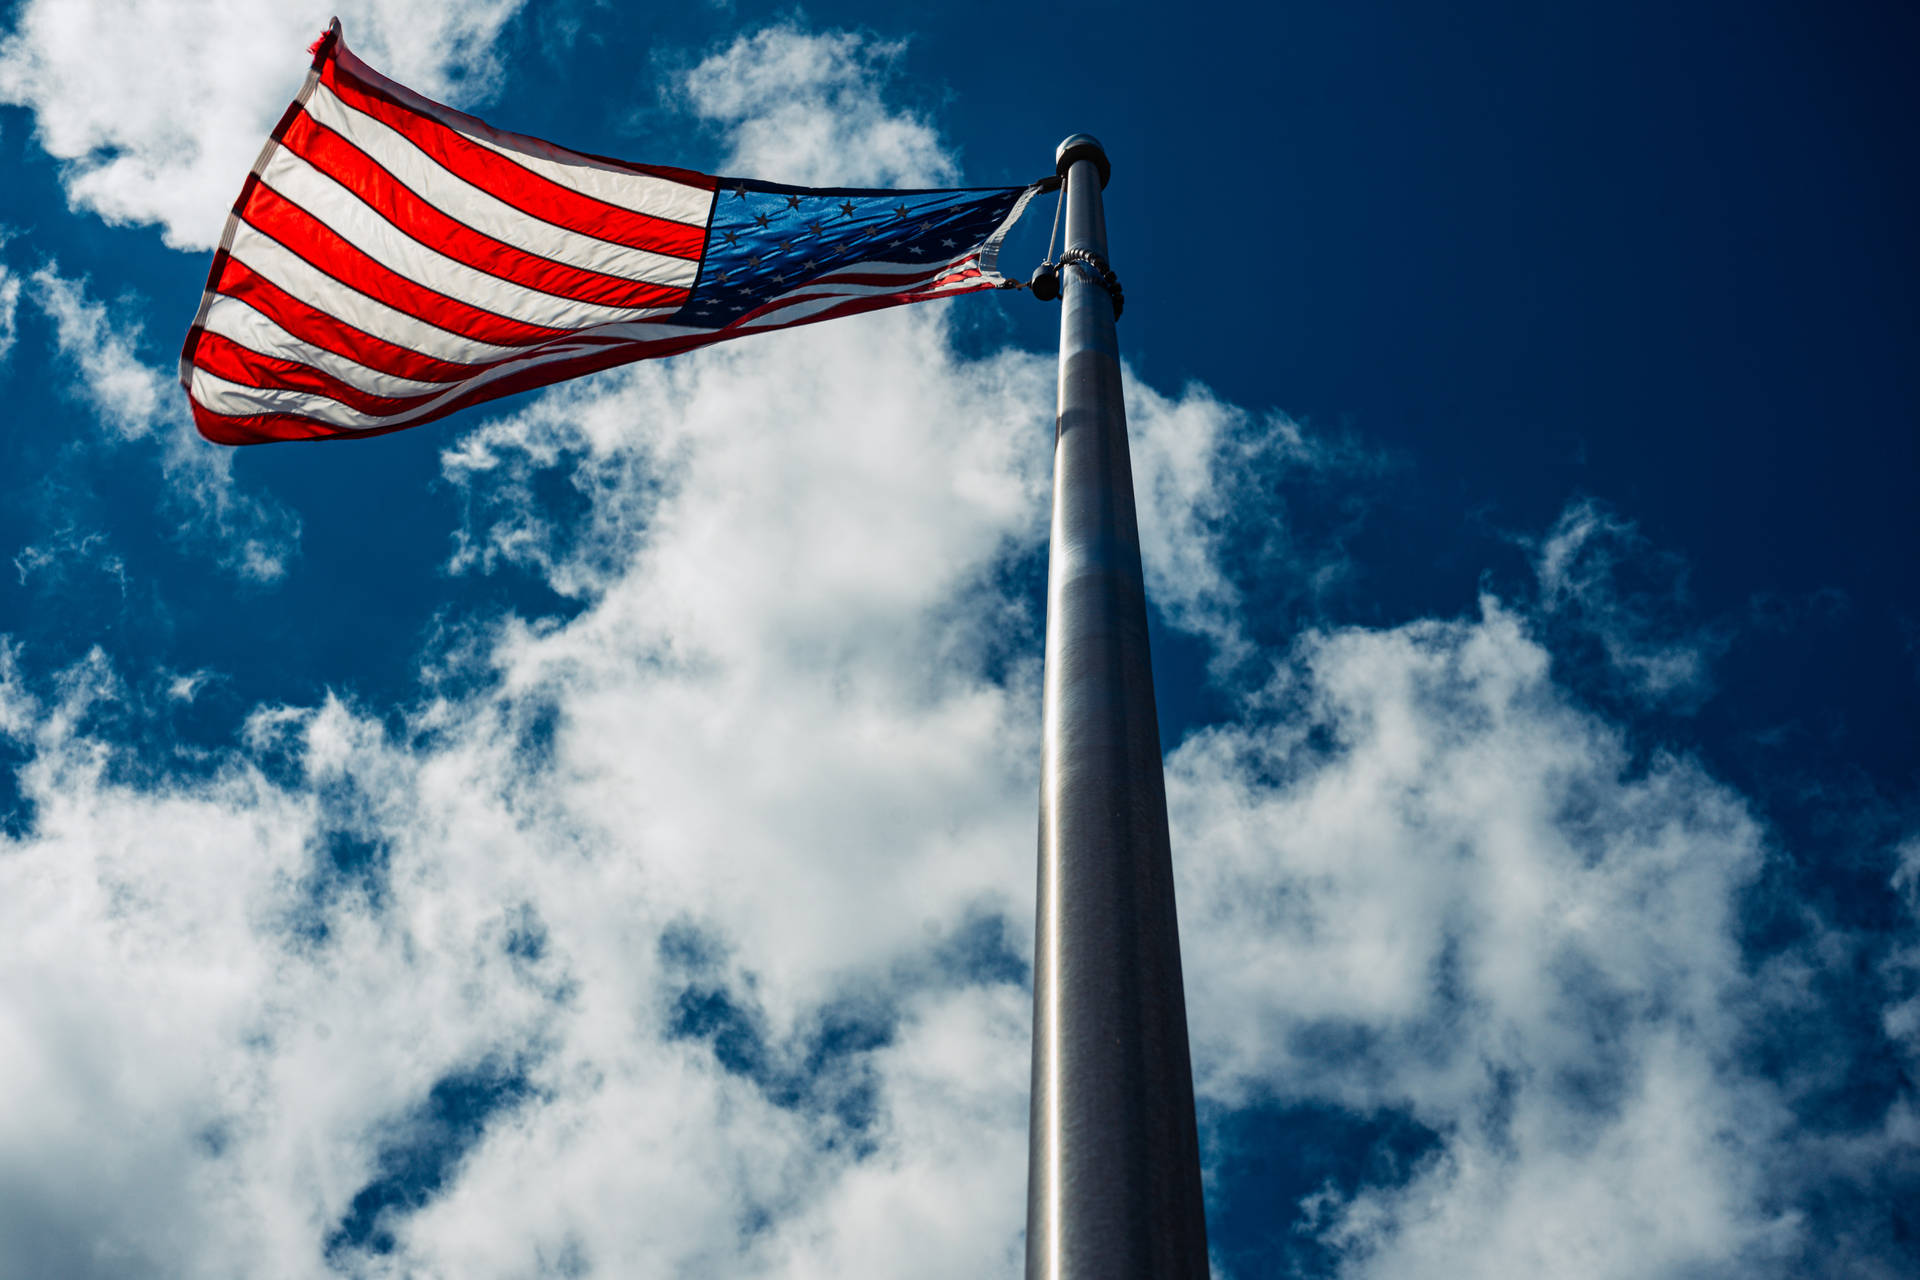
[1026,134,1210,1280]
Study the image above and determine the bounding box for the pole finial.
[1055,134,1111,188]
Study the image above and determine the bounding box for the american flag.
[180,21,1041,445]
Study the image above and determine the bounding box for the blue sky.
[1,2,1915,1276]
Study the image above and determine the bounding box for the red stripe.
[238,179,573,349]
[280,111,690,313]
[207,255,483,384]
[806,254,981,289]
[201,236,974,397]
[192,280,998,445]
[191,329,438,418]
[738,265,986,323]
[737,278,998,333]
[757,258,981,298]
[321,62,708,261]
[192,330,716,443]
[328,37,715,193]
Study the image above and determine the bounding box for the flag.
[179,20,1042,445]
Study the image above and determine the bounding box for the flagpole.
[1027,135,1210,1280]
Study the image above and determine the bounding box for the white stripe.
[730,259,981,329]
[733,295,853,330]
[536,318,705,344]
[305,86,701,289]
[200,295,449,397]
[192,330,690,431]
[811,254,978,282]
[694,257,974,337]
[333,45,714,229]
[192,365,442,428]
[461,131,715,231]
[192,265,983,428]
[730,281,982,333]
[258,150,679,331]
[734,293,908,330]
[789,259,979,298]
[227,220,527,365]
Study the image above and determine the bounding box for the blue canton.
[675,181,1024,329]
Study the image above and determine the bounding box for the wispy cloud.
[28,265,169,439]
[0,259,19,365]
[14,524,130,596]
[1531,498,1728,708]
[28,264,299,581]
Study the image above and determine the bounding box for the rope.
[1044,182,1064,267]
[1000,176,1063,291]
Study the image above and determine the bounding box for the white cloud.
[680,26,954,186]
[1167,601,1816,1275]
[0,0,526,249]
[1125,378,1379,672]
[28,264,168,439]
[14,524,130,596]
[5,404,1880,1277]
[0,299,1057,1273]
[1883,837,1920,1079]
[27,264,299,581]
[1532,498,1725,707]
[442,319,1054,994]
[0,259,19,364]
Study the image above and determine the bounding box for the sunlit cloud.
[680,25,951,186]
[0,0,527,249]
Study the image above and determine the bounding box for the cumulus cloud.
[438,314,1055,1015]
[680,25,954,186]
[0,301,1057,1275]
[1168,603,1809,1276]
[0,0,526,249]
[1126,379,1381,672]
[28,264,299,580]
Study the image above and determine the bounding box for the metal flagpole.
[1026,135,1211,1279]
